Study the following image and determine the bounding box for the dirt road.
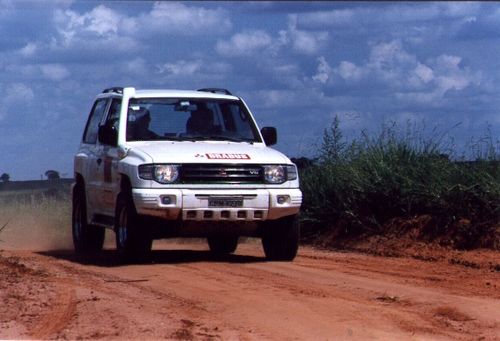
[1,240,499,340]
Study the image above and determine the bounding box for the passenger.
[127,108,158,140]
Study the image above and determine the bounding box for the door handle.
[97,158,102,166]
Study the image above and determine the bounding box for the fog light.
[277,195,289,204]
[161,196,172,205]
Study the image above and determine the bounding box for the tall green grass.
[300,117,500,249]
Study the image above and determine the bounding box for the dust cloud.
[0,199,73,251]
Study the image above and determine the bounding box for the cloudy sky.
[0,1,499,180]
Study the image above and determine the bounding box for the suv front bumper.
[132,188,302,221]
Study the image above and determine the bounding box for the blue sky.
[0,1,499,180]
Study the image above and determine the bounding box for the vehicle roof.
[99,89,239,100]
[137,89,239,100]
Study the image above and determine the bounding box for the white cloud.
[142,2,231,35]
[281,15,328,55]
[19,43,37,57]
[337,61,364,82]
[436,73,470,92]
[217,16,328,58]
[396,53,479,104]
[327,40,481,106]
[157,60,203,75]
[436,54,461,69]
[300,8,355,27]
[296,3,482,28]
[40,64,70,81]
[254,90,296,108]
[433,55,478,94]
[123,58,148,75]
[5,83,34,103]
[414,63,434,83]
[368,40,416,72]
[312,56,332,84]
[54,5,136,44]
[156,59,231,83]
[216,30,273,57]
[85,5,128,36]
[53,2,230,50]
[329,40,413,84]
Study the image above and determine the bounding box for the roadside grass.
[299,117,500,250]
[0,194,72,250]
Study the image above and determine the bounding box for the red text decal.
[206,153,251,160]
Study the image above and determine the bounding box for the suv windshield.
[126,98,261,143]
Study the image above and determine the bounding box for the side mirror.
[261,127,277,146]
[98,125,118,147]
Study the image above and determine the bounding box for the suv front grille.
[180,164,263,184]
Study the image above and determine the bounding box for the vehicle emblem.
[219,169,227,176]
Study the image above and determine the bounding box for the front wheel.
[72,187,105,255]
[261,215,300,261]
[115,193,152,263]
[207,235,239,255]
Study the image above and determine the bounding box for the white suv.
[72,87,302,261]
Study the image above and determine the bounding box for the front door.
[95,98,122,217]
[82,98,109,217]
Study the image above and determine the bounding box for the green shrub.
[300,117,499,249]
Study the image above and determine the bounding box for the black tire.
[207,235,239,255]
[262,215,300,261]
[72,187,105,255]
[115,193,152,263]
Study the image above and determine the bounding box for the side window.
[224,103,254,139]
[83,99,108,144]
[105,98,121,131]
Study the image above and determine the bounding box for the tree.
[45,170,60,180]
[0,173,10,182]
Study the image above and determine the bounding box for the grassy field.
[0,193,73,251]
[299,117,499,250]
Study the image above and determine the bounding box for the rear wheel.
[207,235,239,255]
[115,193,152,263]
[72,187,105,254]
[262,215,299,261]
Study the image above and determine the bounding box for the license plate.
[208,197,243,208]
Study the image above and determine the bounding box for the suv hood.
[127,141,291,164]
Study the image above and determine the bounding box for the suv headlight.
[264,165,285,184]
[263,165,298,184]
[138,164,180,184]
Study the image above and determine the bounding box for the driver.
[186,107,215,135]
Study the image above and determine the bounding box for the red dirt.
[1,240,499,340]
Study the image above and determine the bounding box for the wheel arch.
[114,173,134,231]
[73,172,85,195]
[119,173,133,194]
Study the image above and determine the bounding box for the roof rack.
[197,88,233,96]
[102,87,124,94]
